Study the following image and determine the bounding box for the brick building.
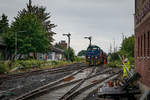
[134,0,150,91]
[59,40,67,49]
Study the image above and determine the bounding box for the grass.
[107,57,135,69]
[0,58,85,75]
[107,60,122,68]
[0,62,9,74]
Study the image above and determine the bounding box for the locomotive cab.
[86,45,103,66]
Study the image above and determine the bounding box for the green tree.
[0,14,9,35]
[107,35,135,66]
[18,0,56,47]
[64,48,75,61]
[3,13,49,60]
[77,50,86,56]
[109,52,120,62]
[120,35,134,57]
[2,30,15,60]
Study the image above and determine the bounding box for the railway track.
[13,68,84,100]
[0,63,89,100]
[13,66,116,100]
[0,63,86,81]
[14,67,96,100]
[65,71,121,100]
[58,67,108,100]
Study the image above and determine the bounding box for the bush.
[11,60,45,70]
[52,61,58,65]
[0,62,9,74]
[11,60,70,70]
[110,52,120,61]
[64,48,75,61]
[74,57,85,62]
[107,60,122,68]
[128,57,134,65]
[1,59,85,74]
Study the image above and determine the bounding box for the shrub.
[52,61,58,65]
[0,62,9,74]
[128,57,134,65]
[74,57,85,62]
[107,60,122,68]
[2,59,84,73]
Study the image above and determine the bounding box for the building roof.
[51,46,64,54]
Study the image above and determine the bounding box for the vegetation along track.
[15,66,113,100]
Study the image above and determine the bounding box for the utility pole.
[109,43,112,54]
[63,33,71,61]
[15,31,26,60]
[113,38,116,53]
[84,36,92,46]
[121,33,125,42]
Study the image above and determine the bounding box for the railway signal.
[63,33,71,61]
[84,36,92,46]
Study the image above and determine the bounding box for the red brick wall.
[135,15,150,88]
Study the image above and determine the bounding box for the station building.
[134,0,150,92]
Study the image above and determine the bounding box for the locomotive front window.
[88,47,98,50]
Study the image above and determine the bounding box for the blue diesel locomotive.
[86,45,106,66]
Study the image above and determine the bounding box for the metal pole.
[84,36,92,46]
[68,34,70,61]
[89,37,91,46]
[63,33,71,61]
[68,33,71,49]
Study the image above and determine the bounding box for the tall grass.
[0,58,85,75]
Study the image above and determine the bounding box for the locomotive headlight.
[95,56,98,59]
[88,56,90,59]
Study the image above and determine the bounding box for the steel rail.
[64,71,121,100]
[83,71,121,100]
[14,67,111,100]
[14,67,86,100]
[59,67,112,100]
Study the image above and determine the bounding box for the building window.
[148,32,150,56]
[135,0,137,12]
[138,37,140,57]
[144,34,146,57]
[141,35,143,57]
[142,0,146,4]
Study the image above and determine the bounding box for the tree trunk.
[7,53,11,60]
[18,54,22,60]
[27,53,30,59]
[12,54,16,60]
[33,52,37,59]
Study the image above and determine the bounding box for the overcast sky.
[0,0,134,54]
